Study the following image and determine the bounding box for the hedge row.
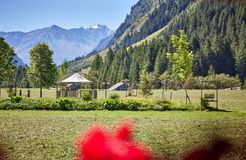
[0,97,205,111]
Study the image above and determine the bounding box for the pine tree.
[99,48,114,86]
[236,25,246,83]
[60,59,69,75]
[154,50,167,76]
[139,65,153,96]
[91,54,103,71]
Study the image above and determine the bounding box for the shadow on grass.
[203,106,232,112]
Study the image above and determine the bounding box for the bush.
[200,98,210,110]
[0,98,58,110]
[11,96,23,103]
[122,100,141,111]
[0,97,218,112]
[81,90,92,101]
[193,74,241,89]
[109,93,120,99]
[103,99,123,110]
[57,98,75,110]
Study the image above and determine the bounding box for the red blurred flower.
[75,121,152,160]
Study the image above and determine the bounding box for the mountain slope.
[91,0,246,84]
[140,0,246,76]
[108,0,195,49]
[94,35,114,52]
[0,24,114,64]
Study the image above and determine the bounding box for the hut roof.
[109,82,126,91]
[59,73,91,84]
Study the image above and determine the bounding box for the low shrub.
[0,97,220,112]
[169,102,189,111]
[200,98,210,110]
[11,96,23,103]
[103,99,123,110]
[0,98,58,110]
[81,90,92,101]
[109,93,120,99]
[57,98,75,110]
[122,100,141,111]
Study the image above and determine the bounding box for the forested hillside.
[89,0,246,85]
[108,0,195,49]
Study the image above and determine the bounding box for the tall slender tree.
[60,59,69,75]
[166,30,193,104]
[91,54,103,71]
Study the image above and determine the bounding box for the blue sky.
[0,0,139,32]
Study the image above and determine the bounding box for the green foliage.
[216,74,241,89]
[91,54,103,71]
[0,98,59,110]
[56,98,75,110]
[242,81,246,90]
[60,59,69,75]
[81,90,92,101]
[139,66,154,96]
[102,99,142,111]
[0,37,16,83]
[166,30,193,81]
[10,96,23,103]
[235,25,246,82]
[0,97,204,111]
[185,74,241,89]
[110,0,192,48]
[109,93,120,99]
[27,43,58,91]
[200,98,210,110]
[208,65,216,76]
[154,50,168,76]
[70,0,246,85]
[5,87,16,97]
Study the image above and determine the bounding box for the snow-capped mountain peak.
[91,24,100,29]
[0,24,114,64]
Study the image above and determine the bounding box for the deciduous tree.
[166,30,193,103]
[0,37,16,83]
[27,43,57,98]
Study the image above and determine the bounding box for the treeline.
[90,1,246,87]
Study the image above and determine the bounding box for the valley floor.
[0,111,245,160]
[1,89,246,112]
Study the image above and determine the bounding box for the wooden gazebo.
[57,73,91,98]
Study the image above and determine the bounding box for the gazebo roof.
[58,73,91,84]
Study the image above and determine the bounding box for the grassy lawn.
[0,111,245,160]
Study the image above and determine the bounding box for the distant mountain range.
[0,24,114,64]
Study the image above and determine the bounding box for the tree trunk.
[40,87,42,98]
[183,83,191,105]
[184,88,191,105]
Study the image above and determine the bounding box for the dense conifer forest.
[89,0,246,86]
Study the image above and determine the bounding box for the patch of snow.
[82,26,89,29]
[90,24,100,29]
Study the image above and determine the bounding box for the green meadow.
[1,89,245,111]
[0,111,245,160]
